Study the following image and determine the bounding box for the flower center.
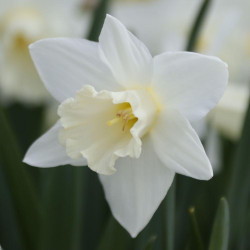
[107,103,138,131]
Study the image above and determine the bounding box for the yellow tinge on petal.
[107,103,138,131]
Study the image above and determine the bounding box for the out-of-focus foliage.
[208,198,230,250]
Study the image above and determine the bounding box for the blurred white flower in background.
[209,84,249,140]
[197,0,250,141]
[199,0,250,83]
[0,0,90,105]
[111,0,200,54]
[24,15,228,237]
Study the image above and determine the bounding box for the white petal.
[99,136,175,237]
[151,108,213,180]
[99,15,152,87]
[23,122,87,167]
[29,38,120,103]
[152,52,228,121]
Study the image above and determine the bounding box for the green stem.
[144,235,157,250]
[208,198,230,250]
[188,207,204,250]
[87,0,109,42]
[186,0,212,51]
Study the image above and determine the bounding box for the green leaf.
[227,98,250,248]
[187,207,204,250]
[186,0,212,51]
[143,235,157,250]
[81,171,109,250]
[0,164,22,250]
[208,198,230,250]
[70,167,88,250]
[38,167,93,250]
[0,105,42,249]
[6,104,45,152]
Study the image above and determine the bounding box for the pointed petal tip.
[129,230,139,238]
[29,38,68,51]
[105,14,116,21]
[116,217,141,238]
[102,14,122,34]
[22,151,42,168]
[22,155,29,165]
[207,167,214,180]
[205,158,214,180]
[200,162,214,181]
[106,13,112,18]
[22,153,38,167]
[28,43,34,50]
[22,153,59,168]
[192,156,214,181]
[28,39,47,56]
[28,38,47,51]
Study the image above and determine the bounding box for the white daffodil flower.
[0,0,89,104]
[24,15,228,237]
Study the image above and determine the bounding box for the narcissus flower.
[24,15,228,237]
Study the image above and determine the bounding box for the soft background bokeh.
[0,0,249,249]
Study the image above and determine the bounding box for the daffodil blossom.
[24,15,228,237]
[0,0,89,104]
